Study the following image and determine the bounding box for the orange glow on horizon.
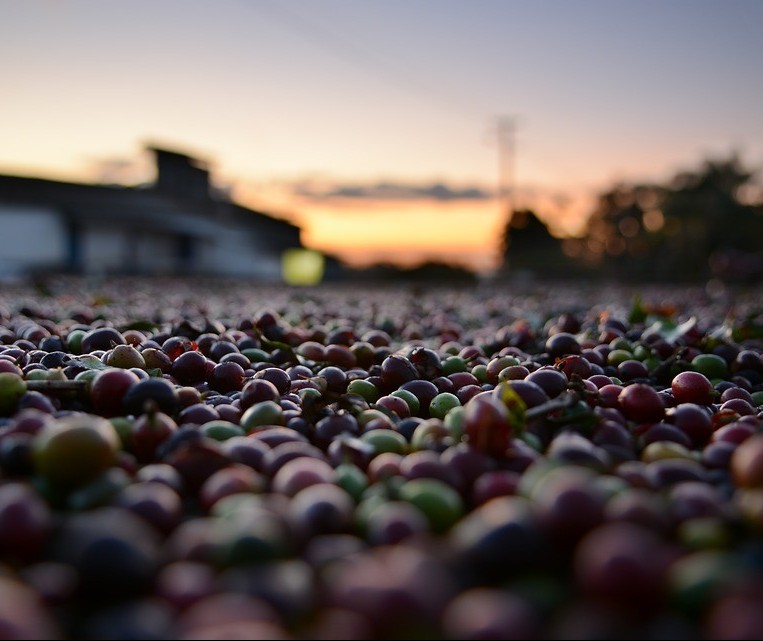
[238,183,595,274]
[239,190,509,273]
[299,200,503,248]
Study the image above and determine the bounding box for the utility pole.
[495,116,516,218]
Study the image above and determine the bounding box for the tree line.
[500,154,763,284]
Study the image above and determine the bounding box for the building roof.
[0,149,301,240]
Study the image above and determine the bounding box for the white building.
[0,147,303,280]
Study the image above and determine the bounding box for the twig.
[525,390,578,420]
[26,380,88,393]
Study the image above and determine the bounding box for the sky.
[2,0,762,273]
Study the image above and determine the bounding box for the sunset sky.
[2,0,762,273]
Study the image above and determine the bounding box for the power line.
[238,1,533,207]
[242,0,482,122]
[495,116,517,216]
[236,1,591,207]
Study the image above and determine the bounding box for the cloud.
[293,180,494,202]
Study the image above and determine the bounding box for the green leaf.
[68,355,108,371]
[664,317,698,344]
[645,316,702,343]
[628,294,647,324]
[732,320,763,342]
[644,317,677,337]
[249,326,298,364]
[546,400,599,435]
[336,392,370,415]
[122,320,160,332]
[495,382,527,434]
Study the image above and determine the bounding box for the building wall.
[0,205,67,275]
[81,227,198,276]
[75,223,284,278]
[0,203,291,280]
[80,227,134,275]
[134,232,184,275]
[195,226,283,280]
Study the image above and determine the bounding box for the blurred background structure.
[0,147,303,279]
[1,1,762,284]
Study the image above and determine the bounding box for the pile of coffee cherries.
[0,277,762,639]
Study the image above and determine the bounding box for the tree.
[579,154,763,282]
[499,209,581,279]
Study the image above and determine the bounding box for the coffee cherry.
[671,371,715,405]
[618,383,664,423]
